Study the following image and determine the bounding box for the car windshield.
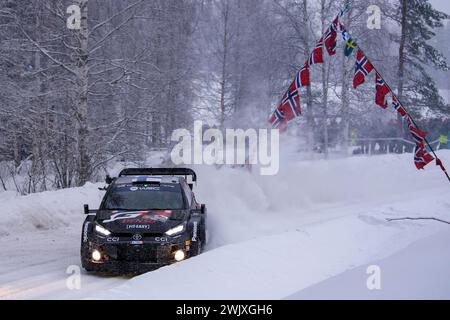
[103,183,185,211]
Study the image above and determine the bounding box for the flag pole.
[339,19,450,183]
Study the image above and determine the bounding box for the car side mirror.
[105,175,113,185]
[84,204,98,215]
[188,183,193,190]
[201,204,206,214]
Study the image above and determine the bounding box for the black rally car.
[80,168,207,273]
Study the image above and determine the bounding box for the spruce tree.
[395,0,449,116]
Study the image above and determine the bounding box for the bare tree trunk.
[320,0,329,159]
[76,0,91,185]
[397,0,408,139]
[302,0,314,154]
[13,133,20,169]
[219,1,230,129]
[341,8,352,155]
[232,0,243,121]
[34,1,48,191]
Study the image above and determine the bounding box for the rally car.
[80,168,207,274]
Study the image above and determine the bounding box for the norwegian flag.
[353,49,374,89]
[407,116,428,148]
[309,38,324,65]
[406,116,434,169]
[294,63,310,88]
[269,77,302,131]
[269,109,287,130]
[392,96,407,117]
[279,82,302,119]
[414,145,434,170]
[331,16,340,30]
[324,25,338,56]
[375,73,390,109]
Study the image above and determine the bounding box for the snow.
[0,183,103,237]
[439,89,450,104]
[92,190,449,300]
[287,230,450,300]
[0,151,449,299]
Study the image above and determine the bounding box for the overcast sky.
[429,0,450,15]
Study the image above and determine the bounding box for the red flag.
[375,73,390,109]
[269,109,288,131]
[392,96,407,117]
[332,16,340,30]
[324,25,338,56]
[278,82,302,121]
[309,38,324,65]
[407,116,428,148]
[414,146,434,170]
[294,64,310,88]
[353,49,374,89]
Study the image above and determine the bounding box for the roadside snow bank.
[0,183,103,237]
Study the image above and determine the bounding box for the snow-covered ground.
[287,230,450,300]
[0,151,449,300]
[439,89,450,104]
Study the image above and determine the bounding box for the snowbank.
[0,150,167,237]
[0,183,103,237]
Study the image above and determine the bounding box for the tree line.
[0,0,448,194]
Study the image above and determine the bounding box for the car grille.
[119,247,157,262]
[105,244,172,263]
[114,233,164,238]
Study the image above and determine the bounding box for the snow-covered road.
[0,185,130,299]
[0,152,449,299]
[0,229,130,299]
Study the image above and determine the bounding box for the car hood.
[96,210,187,234]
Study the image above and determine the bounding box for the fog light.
[92,249,102,262]
[174,250,185,262]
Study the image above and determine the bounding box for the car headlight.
[165,224,184,236]
[95,224,111,236]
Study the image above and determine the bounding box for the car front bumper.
[84,236,190,273]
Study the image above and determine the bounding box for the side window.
[181,182,193,207]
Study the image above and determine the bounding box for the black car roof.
[114,175,184,185]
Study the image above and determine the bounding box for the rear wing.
[118,168,197,182]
